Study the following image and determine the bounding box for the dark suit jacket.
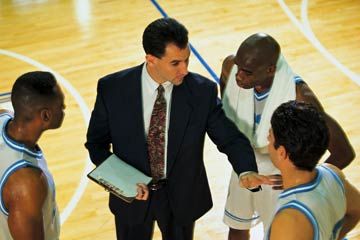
[85,64,257,225]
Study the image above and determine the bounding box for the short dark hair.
[11,71,58,121]
[142,17,188,58]
[271,101,329,171]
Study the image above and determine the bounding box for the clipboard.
[87,154,152,203]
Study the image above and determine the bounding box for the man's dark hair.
[142,17,188,58]
[271,101,329,171]
[11,71,58,121]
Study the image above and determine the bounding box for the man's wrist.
[238,171,257,178]
[238,172,262,191]
[247,186,262,192]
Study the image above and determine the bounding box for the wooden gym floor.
[0,0,359,239]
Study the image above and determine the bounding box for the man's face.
[147,43,190,85]
[48,84,66,129]
[234,47,273,89]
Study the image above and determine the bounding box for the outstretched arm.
[296,82,355,169]
[3,167,48,240]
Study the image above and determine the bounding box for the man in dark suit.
[85,18,271,240]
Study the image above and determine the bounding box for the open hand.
[239,173,283,190]
[239,172,273,189]
[268,174,283,190]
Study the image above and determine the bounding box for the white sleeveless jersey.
[266,165,346,240]
[0,113,60,239]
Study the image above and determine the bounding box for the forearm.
[325,153,354,170]
[324,115,355,169]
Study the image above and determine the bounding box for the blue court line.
[149,0,220,84]
[0,92,10,97]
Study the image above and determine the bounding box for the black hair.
[11,71,58,121]
[142,17,188,58]
[270,100,329,171]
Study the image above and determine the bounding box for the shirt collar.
[142,63,173,93]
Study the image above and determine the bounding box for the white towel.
[222,55,296,151]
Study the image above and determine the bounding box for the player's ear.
[40,108,51,122]
[278,145,287,161]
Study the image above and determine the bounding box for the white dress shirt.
[141,63,257,187]
[141,63,173,177]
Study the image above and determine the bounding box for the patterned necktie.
[147,85,166,181]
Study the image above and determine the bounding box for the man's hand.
[268,174,283,190]
[135,183,149,201]
[239,172,274,189]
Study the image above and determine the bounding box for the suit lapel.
[167,81,193,176]
[126,64,151,173]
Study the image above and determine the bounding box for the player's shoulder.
[295,78,322,107]
[321,163,345,181]
[3,166,47,204]
[270,207,314,239]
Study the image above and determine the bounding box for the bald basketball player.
[220,33,355,240]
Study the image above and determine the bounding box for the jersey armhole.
[273,200,319,240]
[0,160,39,216]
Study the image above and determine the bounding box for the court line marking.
[301,4,360,239]
[277,0,360,86]
[0,49,92,225]
[150,0,220,83]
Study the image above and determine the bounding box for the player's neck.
[254,85,270,94]
[255,77,273,93]
[281,168,317,190]
[6,119,41,149]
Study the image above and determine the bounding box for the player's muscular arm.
[220,55,235,97]
[269,208,314,240]
[3,167,48,240]
[324,164,360,239]
[296,82,355,169]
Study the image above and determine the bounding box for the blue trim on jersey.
[332,217,344,239]
[319,165,345,194]
[294,75,304,84]
[278,200,319,240]
[279,169,322,199]
[0,160,38,215]
[0,92,11,97]
[224,209,260,222]
[1,118,43,159]
[254,89,270,101]
[0,113,12,119]
[254,114,261,124]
